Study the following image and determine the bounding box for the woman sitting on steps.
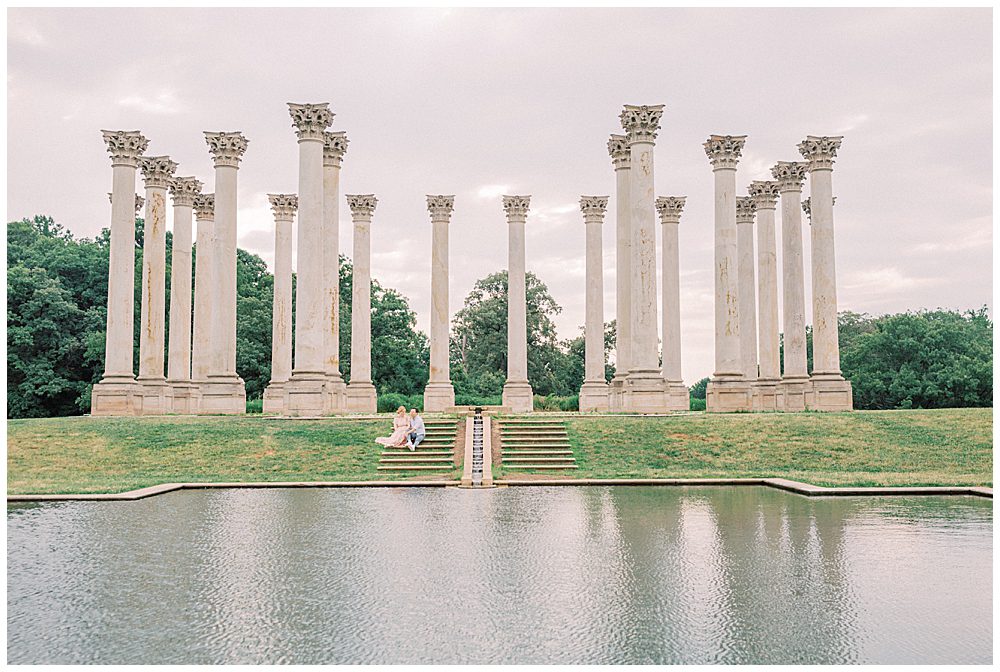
[375,406,413,451]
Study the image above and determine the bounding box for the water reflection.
[7,487,992,664]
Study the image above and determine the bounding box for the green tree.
[689,376,710,399]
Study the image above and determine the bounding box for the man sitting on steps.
[407,408,426,451]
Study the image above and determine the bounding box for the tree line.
[7,214,992,418]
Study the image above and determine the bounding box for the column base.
[665,380,690,411]
[706,376,753,412]
[165,380,198,414]
[777,376,811,412]
[90,377,141,416]
[262,382,286,414]
[135,377,169,415]
[622,370,669,413]
[423,382,456,413]
[807,374,853,411]
[197,375,247,415]
[579,381,610,412]
[283,372,329,417]
[325,375,348,414]
[502,380,534,414]
[608,376,626,411]
[346,381,378,413]
[751,378,780,411]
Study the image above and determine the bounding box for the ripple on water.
[6,487,992,664]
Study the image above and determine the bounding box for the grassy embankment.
[6,408,992,494]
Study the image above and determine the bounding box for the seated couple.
[375,406,426,451]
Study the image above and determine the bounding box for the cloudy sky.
[7,8,992,384]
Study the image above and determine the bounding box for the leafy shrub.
[689,397,706,411]
[377,392,423,414]
[245,398,263,414]
[454,393,502,407]
[532,394,577,412]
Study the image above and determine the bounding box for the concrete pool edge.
[6,477,992,502]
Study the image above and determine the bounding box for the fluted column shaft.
[191,196,214,382]
[506,211,528,383]
[106,163,139,379]
[137,157,176,384]
[323,132,348,384]
[627,137,660,375]
[608,135,632,390]
[712,166,741,376]
[212,164,239,378]
[167,179,200,384]
[583,206,606,383]
[736,200,758,380]
[750,183,780,381]
[774,164,809,380]
[656,200,684,383]
[271,207,294,384]
[293,138,325,377]
[428,201,453,384]
[350,209,373,384]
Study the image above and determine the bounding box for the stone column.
[620,104,668,413]
[579,196,610,412]
[191,194,215,390]
[704,135,752,412]
[200,132,248,414]
[655,196,690,411]
[323,131,349,412]
[799,135,853,411]
[771,160,810,411]
[263,194,297,413]
[501,195,534,413]
[736,196,758,383]
[165,176,202,413]
[283,103,332,416]
[345,194,379,412]
[748,180,781,410]
[424,195,457,412]
[135,155,178,414]
[607,134,631,411]
[91,130,149,416]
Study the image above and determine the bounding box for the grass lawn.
[6,408,992,495]
[557,408,993,487]
[6,415,462,495]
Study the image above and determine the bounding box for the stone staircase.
[377,418,459,473]
[499,418,577,471]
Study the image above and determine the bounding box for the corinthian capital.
[607,134,630,169]
[426,195,455,220]
[748,180,780,209]
[502,195,531,220]
[347,194,378,219]
[169,176,203,207]
[704,134,747,170]
[770,161,809,191]
[205,132,249,167]
[655,196,686,222]
[323,131,349,166]
[101,130,150,167]
[620,104,664,144]
[736,197,757,223]
[580,196,608,219]
[268,193,298,220]
[138,155,178,189]
[798,135,843,170]
[193,193,215,220]
[288,102,333,141]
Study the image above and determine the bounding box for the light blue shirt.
[410,415,425,436]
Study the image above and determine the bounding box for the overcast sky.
[7,8,992,384]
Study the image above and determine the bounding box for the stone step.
[377,465,454,471]
[502,430,568,435]
[502,456,577,463]
[501,439,571,445]
[382,450,453,456]
[502,464,579,470]
[503,450,575,456]
[380,457,453,464]
[501,422,566,427]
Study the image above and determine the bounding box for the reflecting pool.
[7,486,992,664]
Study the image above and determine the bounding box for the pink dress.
[375,415,410,447]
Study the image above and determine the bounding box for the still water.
[7,486,992,664]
